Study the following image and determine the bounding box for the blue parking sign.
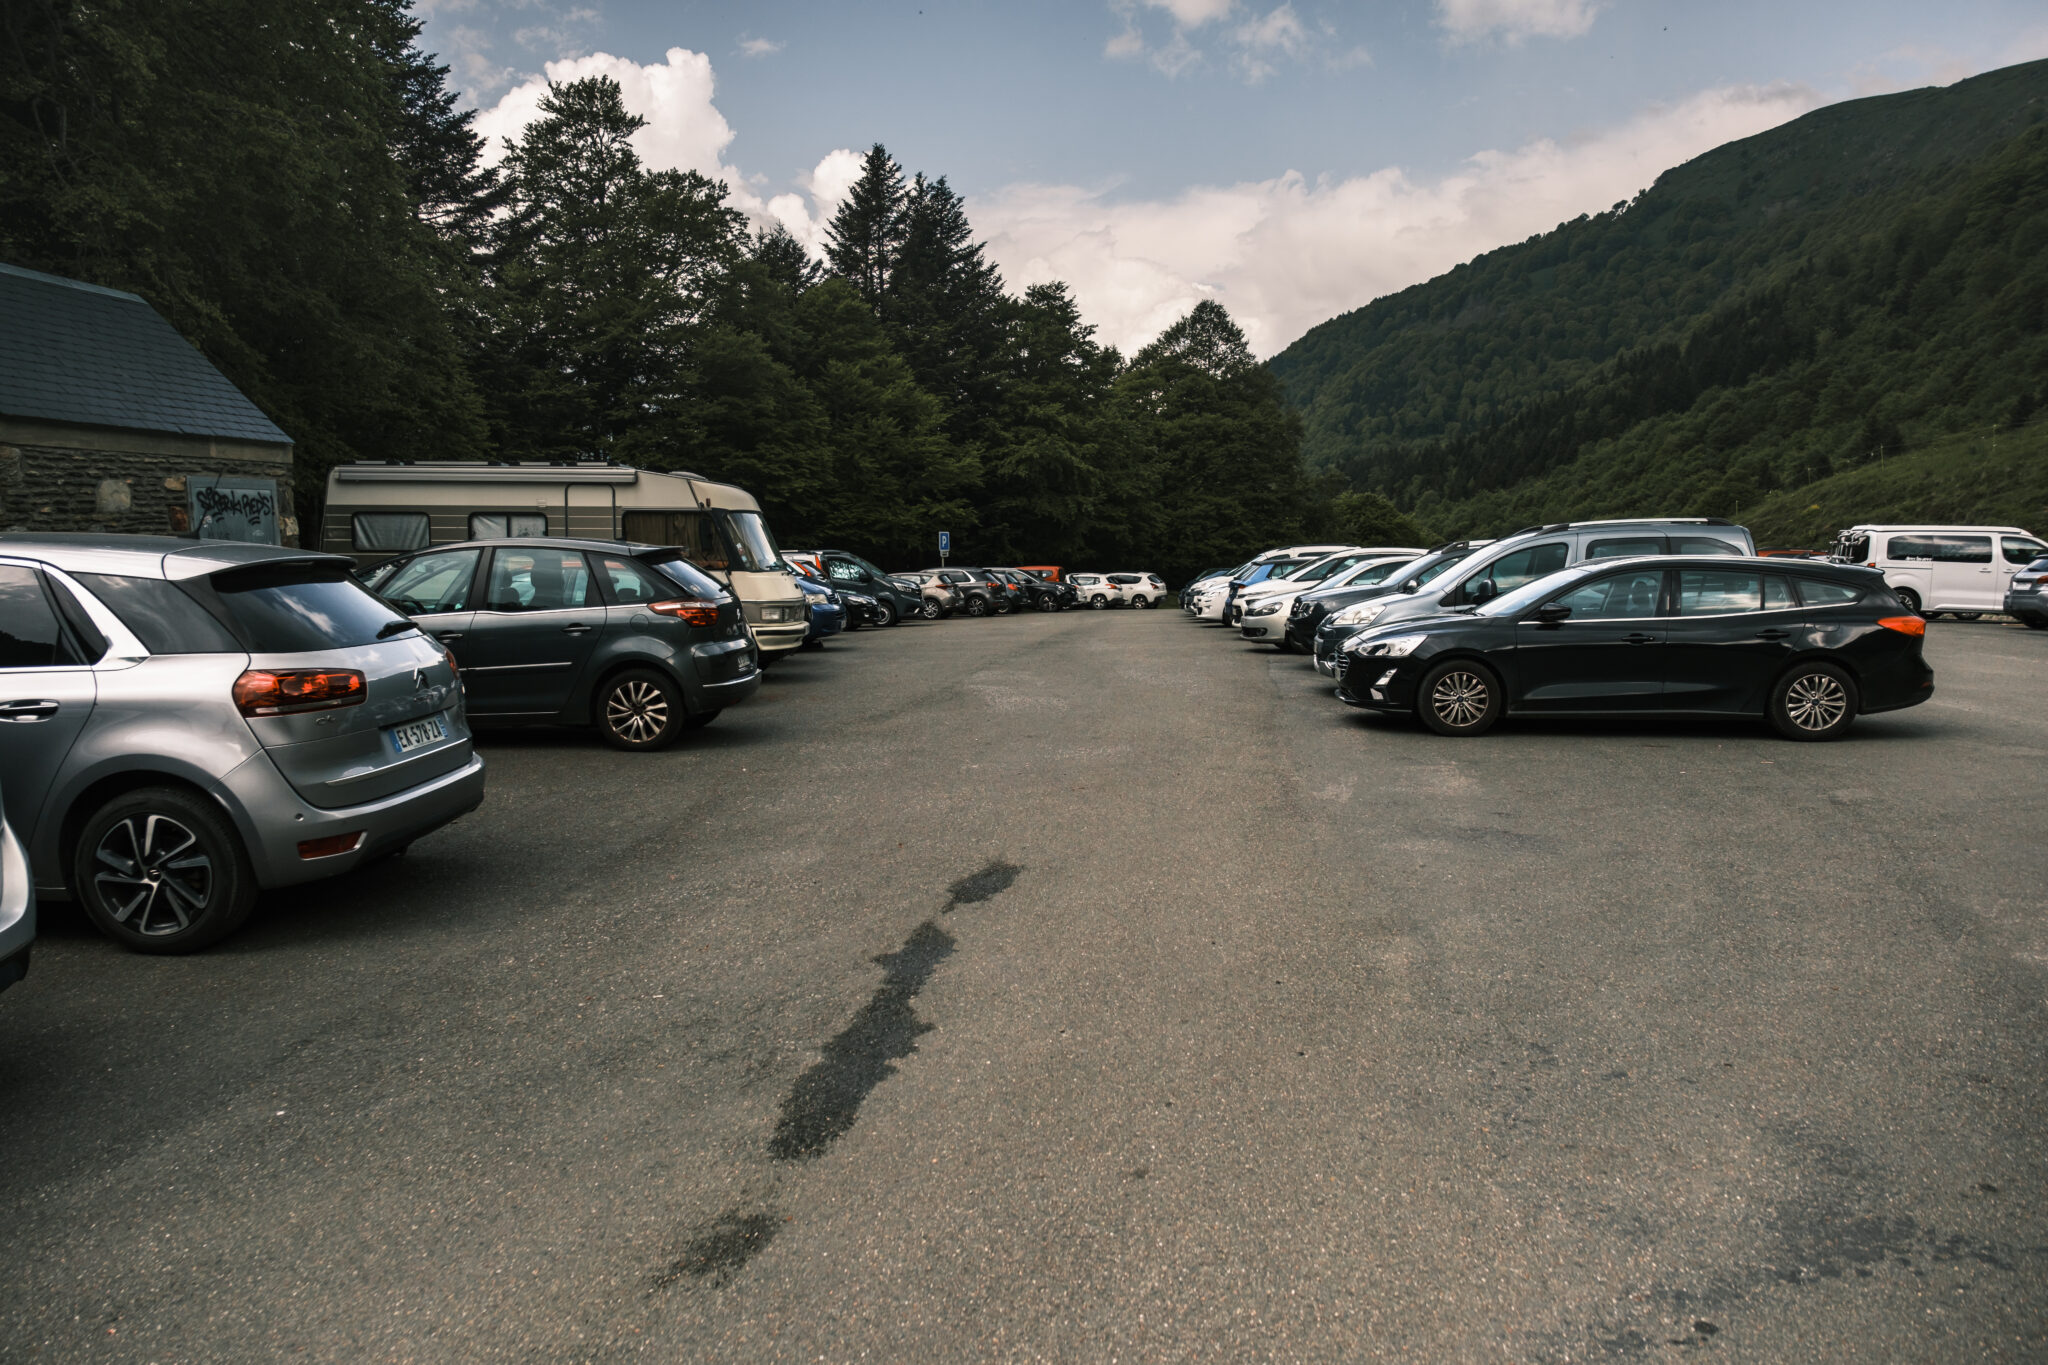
[938,531,951,554]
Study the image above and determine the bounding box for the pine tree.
[483,75,744,463]
[823,143,905,307]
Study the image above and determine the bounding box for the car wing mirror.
[1470,579,1498,603]
[1399,580,1419,594]
[1534,602,1572,623]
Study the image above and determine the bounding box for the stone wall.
[0,429,297,545]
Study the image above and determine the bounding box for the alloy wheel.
[93,814,215,937]
[1430,670,1491,729]
[1783,672,1848,732]
[607,678,671,744]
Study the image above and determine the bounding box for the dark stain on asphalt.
[945,860,1022,910]
[770,920,959,1161]
[664,863,1025,1291]
[655,1211,781,1288]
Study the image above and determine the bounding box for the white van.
[1830,524,2047,618]
[322,462,810,658]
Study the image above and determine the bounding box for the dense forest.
[1271,60,2048,546]
[0,0,1330,579]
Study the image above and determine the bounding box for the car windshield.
[2030,556,2048,573]
[1480,563,1596,617]
[716,510,783,573]
[646,555,728,598]
[1343,559,1408,586]
[207,561,412,651]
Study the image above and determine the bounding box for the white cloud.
[971,83,1818,358]
[474,47,737,178]
[739,37,784,58]
[1138,0,1235,26]
[1436,0,1607,44]
[1109,0,1356,81]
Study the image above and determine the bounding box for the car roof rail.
[1426,540,1467,554]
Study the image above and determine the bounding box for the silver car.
[0,771,31,993]
[0,535,486,954]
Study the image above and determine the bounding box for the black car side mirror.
[1400,580,1419,594]
[1534,602,1572,623]
[1470,579,1498,603]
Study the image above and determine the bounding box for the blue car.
[795,572,847,648]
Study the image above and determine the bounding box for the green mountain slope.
[1270,60,2048,537]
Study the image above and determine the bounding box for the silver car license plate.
[389,712,449,755]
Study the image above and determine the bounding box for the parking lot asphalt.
[2,611,2045,1362]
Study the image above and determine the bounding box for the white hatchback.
[1068,573,1121,608]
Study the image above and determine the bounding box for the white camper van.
[1830,524,2046,618]
[322,462,810,659]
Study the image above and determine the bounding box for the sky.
[421,0,2048,357]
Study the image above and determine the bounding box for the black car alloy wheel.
[1769,662,1858,741]
[75,787,256,953]
[1416,659,1504,737]
[598,669,686,750]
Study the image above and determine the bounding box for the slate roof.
[0,262,291,446]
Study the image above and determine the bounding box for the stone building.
[0,262,296,545]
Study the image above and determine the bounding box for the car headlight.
[1246,599,1284,616]
[1329,601,1387,627]
[1347,632,1427,657]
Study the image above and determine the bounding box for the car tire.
[596,669,685,751]
[1415,659,1504,737]
[1131,595,1150,609]
[1090,594,1108,609]
[1768,661,1859,741]
[920,598,943,620]
[2026,615,2048,630]
[964,596,987,617]
[73,786,257,954]
[1950,612,1981,622]
[873,599,897,627]
[1895,587,1923,615]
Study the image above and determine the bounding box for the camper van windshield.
[718,511,783,574]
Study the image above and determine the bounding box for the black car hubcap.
[1431,671,1490,728]
[607,680,670,743]
[94,815,213,935]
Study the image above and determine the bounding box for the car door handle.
[562,623,592,635]
[1623,633,1660,645]
[0,699,60,722]
[1755,629,1791,640]
[433,631,464,642]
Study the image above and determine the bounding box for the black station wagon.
[1334,556,1932,740]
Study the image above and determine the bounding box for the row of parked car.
[1177,516,2027,740]
[0,527,1164,973]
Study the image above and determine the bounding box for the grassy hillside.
[1270,60,2048,537]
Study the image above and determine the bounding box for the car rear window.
[75,573,244,654]
[1797,579,1862,607]
[206,561,411,651]
[646,554,726,599]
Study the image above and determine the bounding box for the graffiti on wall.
[188,476,279,544]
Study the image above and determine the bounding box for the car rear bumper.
[216,750,487,889]
[2004,590,2046,619]
[1858,654,1936,714]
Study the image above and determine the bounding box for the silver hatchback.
[0,535,486,953]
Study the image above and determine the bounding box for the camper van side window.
[469,513,549,539]
[353,512,429,553]
[622,511,730,571]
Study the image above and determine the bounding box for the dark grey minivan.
[358,537,760,749]
[0,534,485,953]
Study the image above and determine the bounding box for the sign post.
[938,530,950,567]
